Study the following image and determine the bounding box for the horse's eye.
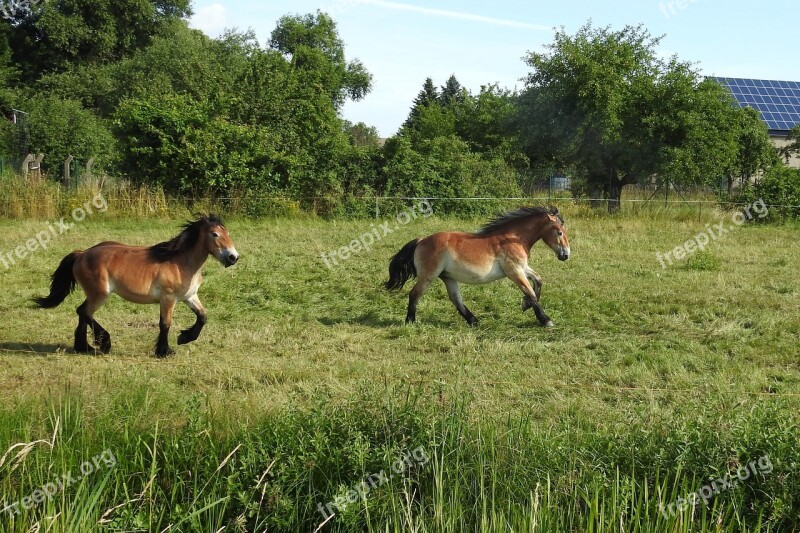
[212,232,220,238]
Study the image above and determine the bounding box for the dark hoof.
[541,320,554,328]
[155,346,175,358]
[96,333,111,354]
[73,344,93,354]
[467,318,479,327]
[177,330,192,345]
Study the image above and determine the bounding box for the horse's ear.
[549,206,559,215]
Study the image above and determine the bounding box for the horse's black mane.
[147,214,224,262]
[476,206,563,235]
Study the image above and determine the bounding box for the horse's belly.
[108,278,160,304]
[443,261,505,285]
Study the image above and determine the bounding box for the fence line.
[159,195,800,208]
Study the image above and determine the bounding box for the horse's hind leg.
[406,268,441,324]
[441,276,478,326]
[177,295,207,345]
[84,294,111,354]
[155,298,176,357]
[74,301,92,353]
[506,269,553,327]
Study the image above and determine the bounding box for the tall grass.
[0,386,796,531]
[0,172,739,223]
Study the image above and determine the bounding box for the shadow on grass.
[0,342,66,355]
[318,312,455,328]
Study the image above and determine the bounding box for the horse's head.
[541,208,570,261]
[202,215,239,268]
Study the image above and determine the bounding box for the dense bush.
[18,94,118,174]
[754,165,800,219]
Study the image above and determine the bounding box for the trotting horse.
[34,215,239,357]
[385,206,570,326]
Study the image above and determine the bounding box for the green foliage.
[6,0,192,81]
[744,165,800,219]
[684,250,721,271]
[382,135,521,215]
[403,77,440,131]
[343,120,381,148]
[0,389,798,530]
[269,11,372,108]
[516,23,772,211]
[21,94,117,173]
[779,124,800,161]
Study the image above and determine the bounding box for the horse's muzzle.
[224,254,239,267]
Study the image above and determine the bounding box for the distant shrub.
[684,250,721,271]
[737,164,800,220]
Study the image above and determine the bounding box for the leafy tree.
[724,106,777,196]
[344,121,381,148]
[6,0,192,82]
[455,84,526,168]
[517,23,756,212]
[779,125,800,163]
[21,94,117,174]
[269,11,371,109]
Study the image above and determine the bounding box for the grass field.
[0,204,798,531]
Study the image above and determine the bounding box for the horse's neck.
[510,218,546,251]
[182,245,210,273]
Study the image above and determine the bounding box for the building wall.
[771,136,800,169]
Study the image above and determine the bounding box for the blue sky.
[189,0,800,137]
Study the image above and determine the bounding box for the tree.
[725,106,777,196]
[516,23,754,212]
[403,77,439,131]
[440,74,463,107]
[6,0,192,82]
[779,125,800,162]
[269,11,371,109]
[455,84,525,167]
[343,121,380,148]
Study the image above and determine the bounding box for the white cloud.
[355,0,551,31]
[189,3,229,37]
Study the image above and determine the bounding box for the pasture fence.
[2,168,800,220]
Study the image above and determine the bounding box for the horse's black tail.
[34,251,80,308]
[385,239,419,291]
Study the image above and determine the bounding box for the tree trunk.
[607,180,622,213]
[589,183,603,210]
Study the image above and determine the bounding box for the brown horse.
[34,215,239,357]
[385,206,570,326]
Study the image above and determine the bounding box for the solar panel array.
[711,77,800,134]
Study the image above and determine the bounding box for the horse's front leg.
[155,298,176,357]
[178,295,207,345]
[507,269,553,327]
[522,266,543,310]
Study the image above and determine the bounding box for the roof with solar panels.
[711,77,800,136]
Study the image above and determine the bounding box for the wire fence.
[2,166,799,220]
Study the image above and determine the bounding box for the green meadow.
[0,205,798,531]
